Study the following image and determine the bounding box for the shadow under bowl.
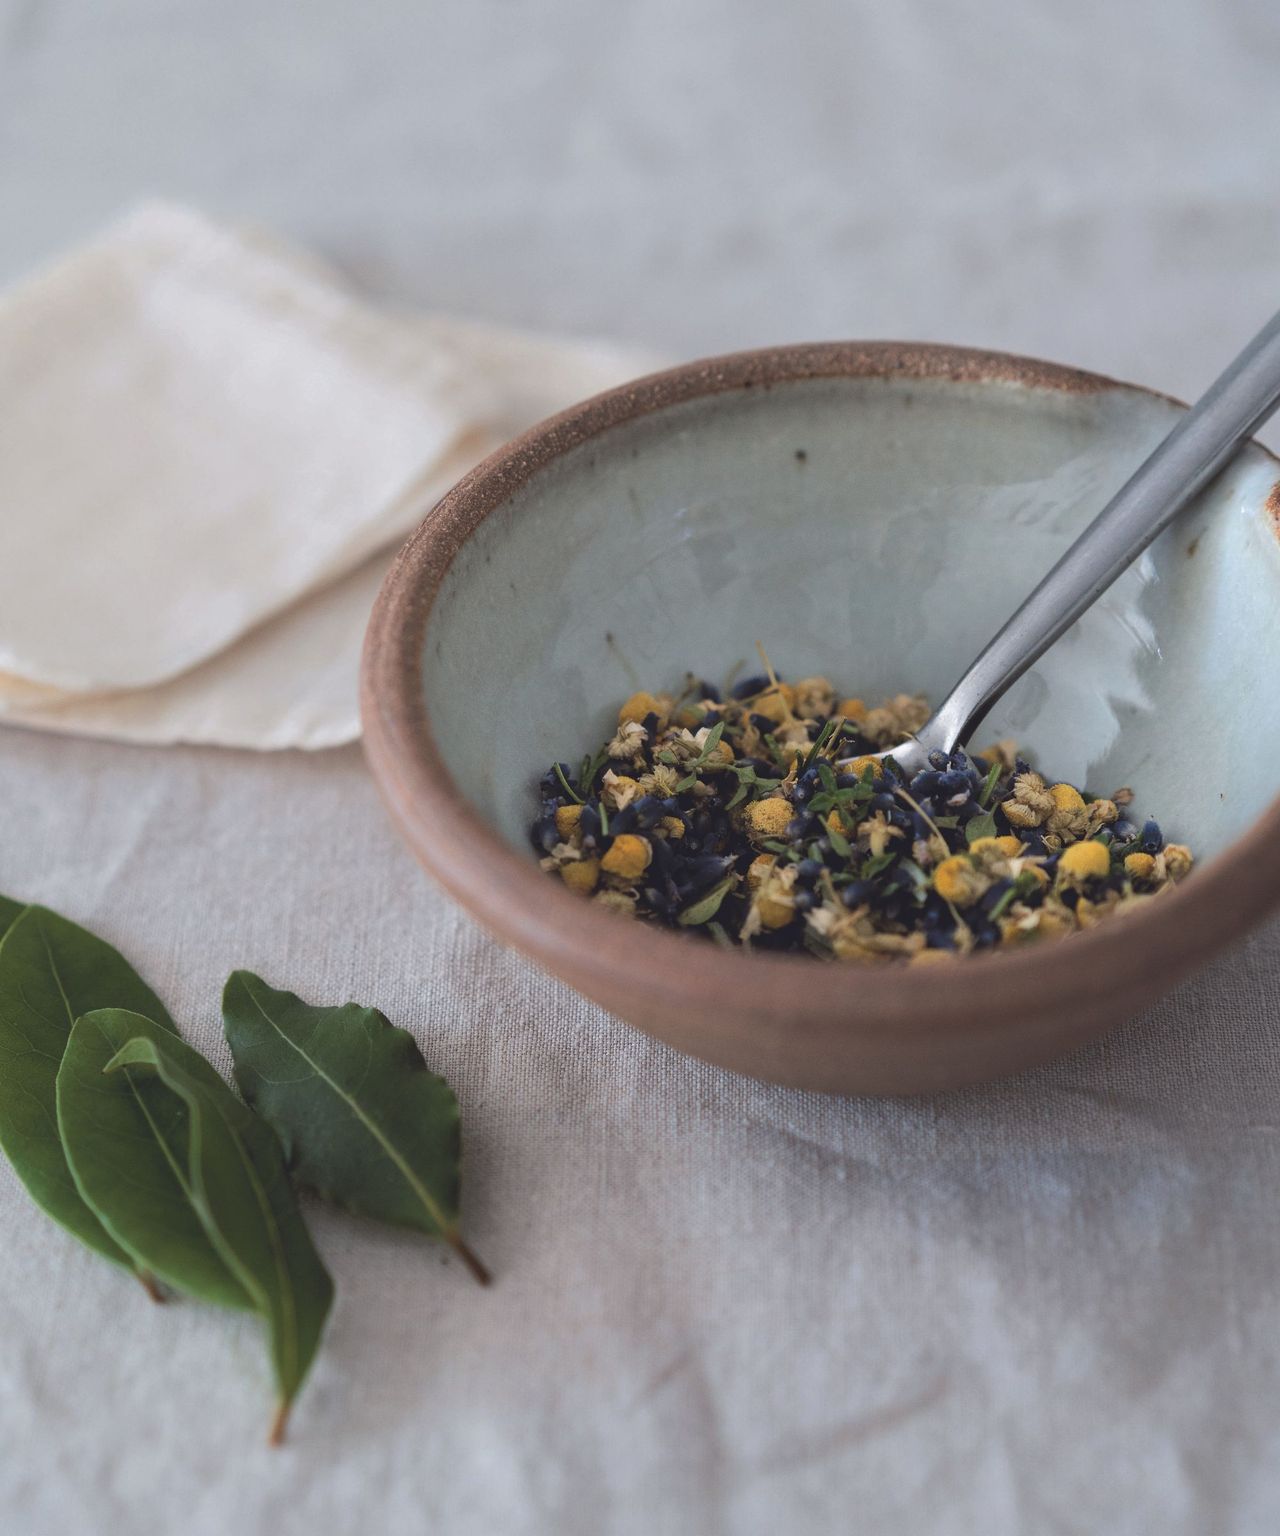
[362,343,1280,1094]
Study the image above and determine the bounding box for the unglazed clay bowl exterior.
[361,343,1280,1094]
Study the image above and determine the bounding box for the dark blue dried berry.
[937,770,971,802]
[684,854,735,890]
[633,795,666,828]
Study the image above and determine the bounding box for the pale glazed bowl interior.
[425,371,1280,861]
[365,345,1280,1094]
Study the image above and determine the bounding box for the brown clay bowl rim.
[361,341,1280,1045]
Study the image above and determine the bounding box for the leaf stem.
[137,1268,166,1303]
[269,1399,289,1447]
[447,1230,491,1286]
[553,763,583,805]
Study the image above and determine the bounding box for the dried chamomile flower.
[1163,844,1193,880]
[601,770,641,809]
[748,864,798,933]
[618,691,672,728]
[859,706,898,746]
[841,755,883,780]
[747,854,777,890]
[1045,783,1089,841]
[1084,798,1119,836]
[601,834,652,881]
[793,677,836,719]
[742,797,793,843]
[1057,840,1110,883]
[1002,770,1054,829]
[554,804,583,839]
[638,763,681,797]
[932,854,990,908]
[606,719,648,760]
[561,859,601,894]
[1123,851,1157,883]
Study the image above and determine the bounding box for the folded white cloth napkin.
[0,204,660,748]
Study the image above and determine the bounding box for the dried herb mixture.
[530,663,1193,962]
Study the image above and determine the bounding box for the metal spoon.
[871,309,1280,779]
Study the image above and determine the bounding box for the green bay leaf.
[57,1010,255,1312]
[0,895,25,941]
[0,904,175,1270]
[105,1030,334,1444]
[222,971,486,1284]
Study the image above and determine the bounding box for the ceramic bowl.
[361,343,1280,1094]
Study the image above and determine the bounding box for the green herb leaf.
[0,904,175,1271]
[964,811,998,845]
[104,1029,333,1445]
[827,823,852,858]
[57,1010,257,1313]
[700,719,726,757]
[706,921,735,950]
[978,761,1002,808]
[816,760,837,795]
[598,802,610,837]
[761,840,791,856]
[726,781,750,811]
[0,895,23,942]
[677,876,737,927]
[222,972,486,1285]
[860,852,896,879]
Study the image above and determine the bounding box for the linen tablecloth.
[3,3,1279,1533]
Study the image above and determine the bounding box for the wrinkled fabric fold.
[0,204,660,747]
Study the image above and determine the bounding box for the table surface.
[2,4,1279,1533]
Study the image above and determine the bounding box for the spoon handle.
[923,308,1280,758]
